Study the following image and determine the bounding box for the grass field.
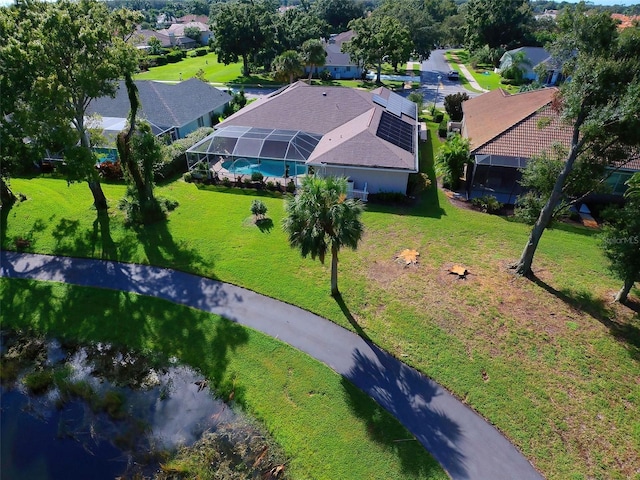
[446,50,519,93]
[134,51,415,91]
[1,278,444,480]
[135,51,282,86]
[2,128,639,478]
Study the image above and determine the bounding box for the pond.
[1,331,287,479]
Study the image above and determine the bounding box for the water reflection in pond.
[1,331,286,479]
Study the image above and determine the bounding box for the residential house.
[159,21,212,48]
[156,13,176,29]
[612,13,640,30]
[87,79,231,143]
[306,31,363,80]
[135,28,173,49]
[186,82,418,197]
[462,88,571,204]
[534,9,558,20]
[462,88,639,204]
[498,47,563,86]
[176,14,209,24]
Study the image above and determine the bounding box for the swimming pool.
[221,159,307,178]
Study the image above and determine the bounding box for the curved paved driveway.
[1,251,542,480]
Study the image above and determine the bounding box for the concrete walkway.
[457,63,490,93]
[1,251,542,480]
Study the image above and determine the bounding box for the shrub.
[166,50,183,63]
[407,172,431,196]
[154,55,168,66]
[286,179,296,193]
[183,172,193,183]
[444,92,470,122]
[250,199,268,219]
[195,48,208,56]
[157,127,214,180]
[265,180,277,191]
[24,370,55,395]
[514,192,547,224]
[368,192,411,204]
[433,111,444,123]
[438,118,448,138]
[96,160,123,180]
[471,195,503,214]
[435,134,470,190]
[251,171,264,183]
[243,178,253,187]
[222,177,232,187]
[319,70,332,81]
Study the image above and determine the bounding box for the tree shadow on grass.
[255,218,273,233]
[0,278,249,404]
[334,293,371,342]
[531,274,640,361]
[133,218,209,276]
[93,210,117,260]
[334,294,464,478]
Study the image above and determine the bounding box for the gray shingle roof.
[87,79,231,130]
[217,82,417,171]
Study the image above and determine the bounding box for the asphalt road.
[419,49,481,108]
[1,251,543,480]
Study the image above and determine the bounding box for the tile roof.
[87,79,231,130]
[472,104,573,158]
[612,14,640,29]
[217,82,417,171]
[463,88,564,152]
[464,88,640,172]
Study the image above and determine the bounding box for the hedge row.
[155,127,214,181]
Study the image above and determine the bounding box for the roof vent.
[322,92,327,96]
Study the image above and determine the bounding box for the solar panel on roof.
[386,93,403,117]
[401,99,417,120]
[376,111,415,153]
[372,94,387,109]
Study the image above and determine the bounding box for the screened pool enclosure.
[186,126,322,181]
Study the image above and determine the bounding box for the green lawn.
[2,129,639,478]
[135,51,283,86]
[446,50,519,93]
[134,53,417,91]
[1,278,444,480]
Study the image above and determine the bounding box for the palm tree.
[301,39,326,82]
[273,50,304,84]
[283,176,364,296]
[625,172,640,200]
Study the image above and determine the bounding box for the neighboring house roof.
[87,79,231,131]
[134,28,172,48]
[177,14,209,24]
[463,88,573,158]
[500,47,561,78]
[164,21,211,36]
[217,82,417,171]
[220,82,374,135]
[324,30,359,69]
[612,13,640,29]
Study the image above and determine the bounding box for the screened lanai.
[186,126,322,180]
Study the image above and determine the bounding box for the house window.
[197,117,204,128]
[346,66,351,72]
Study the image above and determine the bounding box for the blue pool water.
[222,159,306,178]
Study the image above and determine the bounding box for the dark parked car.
[447,70,459,80]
